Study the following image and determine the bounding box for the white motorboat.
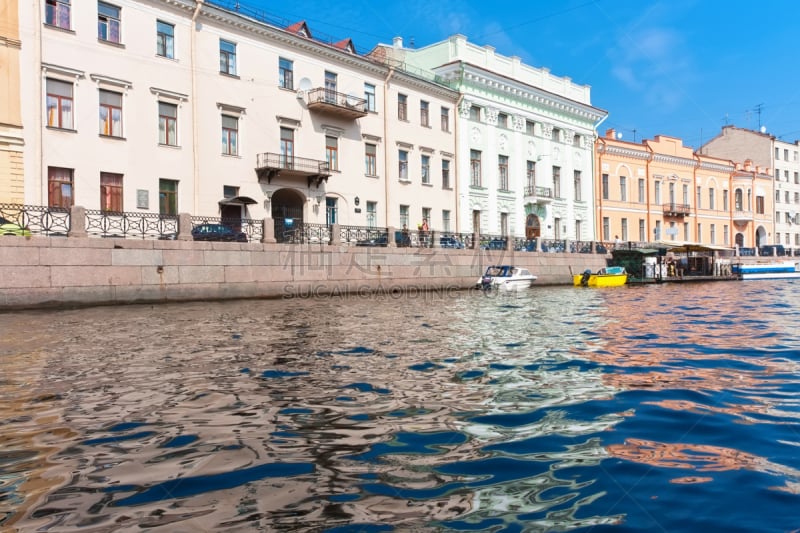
[476,265,537,290]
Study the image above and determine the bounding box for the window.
[46,0,71,29]
[422,208,431,227]
[48,167,73,208]
[399,205,409,227]
[326,198,338,225]
[365,143,377,176]
[100,172,123,212]
[470,150,482,187]
[99,89,122,137]
[421,155,431,184]
[420,101,429,127]
[723,189,729,211]
[159,179,178,214]
[696,185,701,209]
[796,172,799,184]
[364,83,376,112]
[639,219,646,241]
[619,176,627,201]
[573,134,581,147]
[498,113,508,128]
[602,216,609,241]
[776,147,780,159]
[98,2,121,44]
[398,94,408,120]
[442,160,450,189]
[46,78,73,129]
[366,201,377,227]
[574,170,582,202]
[279,58,293,89]
[498,155,509,190]
[526,161,536,192]
[756,195,765,214]
[787,191,792,204]
[398,150,408,180]
[735,189,743,210]
[525,120,535,135]
[601,173,609,200]
[280,127,294,166]
[221,115,238,155]
[156,20,174,58]
[223,185,238,199]
[669,182,676,204]
[441,107,449,132]
[683,184,689,205]
[158,102,178,146]
[709,188,715,210]
[326,136,338,171]
[442,210,451,232]
[469,105,480,121]
[324,71,337,101]
[552,166,561,198]
[655,220,662,240]
[638,178,645,203]
[683,222,689,241]
[219,39,237,75]
[502,213,510,237]
[621,218,628,241]
[575,220,582,240]
[697,222,702,240]
[785,149,789,160]
[654,181,661,205]
[552,128,561,142]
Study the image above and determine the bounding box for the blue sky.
[242,0,800,149]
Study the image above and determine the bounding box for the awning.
[219,196,257,206]
[653,240,734,253]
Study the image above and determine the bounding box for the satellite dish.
[298,78,312,91]
[616,132,623,139]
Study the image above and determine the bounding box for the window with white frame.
[552,166,561,198]
[420,101,429,127]
[442,160,450,189]
[442,210,451,232]
[498,155,508,190]
[280,127,294,166]
[619,175,627,201]
[364,83,376,112]
[399,205,409,227]
[398,94,408,120]
[421,155,430,184]
[45,0,71,29]
[279,58,293,89]
[366,201,377,227]
[470,150,481,187]
[156,20,174,58]
[219,39,237,75]
[638,178,645,203]
[99,89,122,137]
[399,150,408,180]
[574,170,582,201]
[526,161,536,191]
[324,71,337,101]
[158,101,178,146]
[98,2,121,43]
[365,143,377,176]
[221,115,238,155]
[441,107,449,131]
[46,78,74,129]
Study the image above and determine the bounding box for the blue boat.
[732,260,800,280]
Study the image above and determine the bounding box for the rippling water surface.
[3,282,800,532]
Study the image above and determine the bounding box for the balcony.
[733,210,753,223]
[662,203,691,217]
[255,153,331,188]
[523,185,554,204]
[305,88,368,119]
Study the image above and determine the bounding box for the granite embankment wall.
[0,237,609,310]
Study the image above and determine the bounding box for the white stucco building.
[18,0,459,238]
[371,34,608,241]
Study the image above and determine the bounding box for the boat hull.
[572,273,627,287]
[733,261,800,281]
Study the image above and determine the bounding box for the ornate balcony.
[305,88,368,119]
[255,153,331,188]
[523,185,554,204]
[733,210,753,223]
[662,203,691,217]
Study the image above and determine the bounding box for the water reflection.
[2,283,800,531]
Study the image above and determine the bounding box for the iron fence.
[0,203,70,236]
[340,225,387,246]
[282,223,331,244]
[86,210,178,239]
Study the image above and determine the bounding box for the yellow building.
[0,0,24,203]
[595,129,770,249]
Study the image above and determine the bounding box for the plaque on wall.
[136,189,149,209]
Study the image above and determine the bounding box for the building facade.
[700,125,800,251]
[596,129,771,249]
[371,34,608,240]
[0,0,24,203]
[18,0,458,236]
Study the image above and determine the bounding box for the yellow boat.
[573,266,627,287]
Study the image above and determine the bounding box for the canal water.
[2,282,800,532]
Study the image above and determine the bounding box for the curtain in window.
[100,173,123,212]
[48,167,73,208]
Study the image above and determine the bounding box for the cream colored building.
[19,0,458,235]
[0,0,24,203]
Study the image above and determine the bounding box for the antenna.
[754,103,764,129]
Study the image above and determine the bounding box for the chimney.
[606,128,617,140]
[393,36,403,48]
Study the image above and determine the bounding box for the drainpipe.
[693,153,699,241]
[645,141,654,243]
[596,136,605,243]
[454,93,463,233]
[592,114,608,242]
[382,66,395,227]
[34,0,44,203]
[191,1,203,214]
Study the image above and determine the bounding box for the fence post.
[388,226,397,247]
[177,213,193,241]
[261,217,276,243]
[330,223,341,245]
[67,205,87,238]
[472,232,480,250]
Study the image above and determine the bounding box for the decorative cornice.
[362,133,382,142]
[42,63,85,80]
[601,144,650,160]
[276,115,301,128]
[90,73,133,90]
[150,87,188,102]
[652,153,696,167]
[217,102,246,115]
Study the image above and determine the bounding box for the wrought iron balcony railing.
[255,153,332,187]
[305,88,368,119]
[663,203,691,216]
